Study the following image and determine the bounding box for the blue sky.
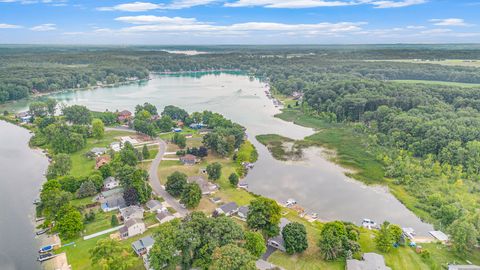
[0,0,479,44]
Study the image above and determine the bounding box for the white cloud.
[115,15,198,25]
[224,0,426,8]
[430,18,471,27]
[0,23,22,28]
[420,28,452,34]
[406,25,426,29]
[30,23,56,31]
[97,0,217,11]
[0,0,67,4]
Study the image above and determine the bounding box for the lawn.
[69,130,132,177]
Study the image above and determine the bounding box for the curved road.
[106,127,188,216]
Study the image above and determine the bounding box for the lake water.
[1,72,433,240]
[0,121,48,270]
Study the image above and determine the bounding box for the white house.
[120,219,146,239]
[156,211,176,224]
[146,200,164,213]
[103,177,120,190]
[120,205,144,221]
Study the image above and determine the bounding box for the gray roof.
[105,195,126,209]
[218,202,238,214]
[101,187,124,198]
[238,206,249,216]
[188,176,218,194]
[91,147,107,153]
[132,236,155,252]
[156,211,174,221]
[256,260,284,270]
[346,253,391,270]
[146,200,162,210]
[120,205,144,219]
[124,218,144,228]
[103,176,117,185]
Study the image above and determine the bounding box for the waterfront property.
[180,154,197,165]
[146,199,164,212]
[120,218,146,239]
[101,194,126,212]
[429,230,449,243]
[188,175,218,195]
[237,205,249,221]
[267,218,290,252]
[346,253,391,270]
[103,176,119,190]
[214,202,238,217]
[131,235,155,256]
[117,110,132,122]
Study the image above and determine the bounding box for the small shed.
[429,231,449,243]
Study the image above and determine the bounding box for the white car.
[362,219,377,229]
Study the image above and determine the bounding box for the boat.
[37,252,55,262]
[39,244,57,253]
[361,218,377,229]
[33,198,41,205]
[285,198,297,207]
[311,213,318,220]
[35,227,50,236]
[35,217,46,222]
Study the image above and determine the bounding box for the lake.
[0,72,433,254]
[0,121,48,270]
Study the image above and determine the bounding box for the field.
[392,79,480,88]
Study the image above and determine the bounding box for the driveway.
[261,246,276,260]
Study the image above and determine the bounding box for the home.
[16,111,32,123]
[131,236,155,256]
[214,202,238,217]
[100,187,124,199]
[429,230,449,243]
[176,121,184,128]
[110,142,122,152]
[189,123,205,129]
[121,136,139,145]
[448,265,480,270]
[180,154,197,165]
[346,253,391,270]
[89,147,107,157]
[146,200,164,213]
[188,176,218,195]
[103,176,119,190]
[95,155,111,169]
[118,110,132,122]
[120,205,144,221]
[267,218,290,252]
[120,218,146,239]
[237,206,249,221]
[156,211,175,224]
[101,194,126,212]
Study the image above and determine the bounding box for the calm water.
[1,72,433,237]
[0,121,47,270]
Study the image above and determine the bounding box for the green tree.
[76,180,97,198]
[54,204,84,239]
[172,133,186,149]
[156,115,175,132]
[118,142,138,166]
[449,219,478,255]
[150,220,181,270]
[89,238,137,270]
[244,231,266,258]
[46,153,72,180]
[111,215,119,226]
[29,101,48,117]
[44,98,57,116]
[180,183,202,208]
[282,222,308,254]
[375,221,394,253]
[229,173,239,186]
[142,144,150,159]
[40,179,73,219]
[318,221,347,260]
[165,171,187,197]
[247,197,281,238]
[92,118,105,139]
[207,162,222,181]
[62,105,91,125]
[211,244,256,270]
[389,224,403,244]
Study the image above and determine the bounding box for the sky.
[0,0,479,44]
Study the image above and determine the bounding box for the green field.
[392,79,480,88]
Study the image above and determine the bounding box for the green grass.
[69,130,132,177]
[83,210,118,235]
[256,134,294,161]
[391,79,480,88]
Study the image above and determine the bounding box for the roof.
[429,230,449,242]
[256,260,284,270]
[103,176,117,185]
[238,206,249,216]
[346,253,391,270]
[91,147,106,153]
[125,218,144,228]
[101,187,124,198]
[218,202,238,214]
[104,195,126,209]
[120,205,144,219]
[188,176,218,194]
[146,200,162,210]
[181,154,196,161]
[156,211,174,221]
[132,236,155,251]
[448,265,480,270]
[118,110,132,116]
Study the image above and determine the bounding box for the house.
[180,154,197,165]
[118,110,132,122]
[110,142,122,152]
[16,112,32,123]
[156,211,175,224]
[103,176,119,190]
[267,218,290,252]
[120,219,146,239]
[176,121,184,128]
[120,205,144,221]
[429,230,449,243]
[121,136,139,145]
[346,253,391,270]
[131,236,155,256]
[189,123,205,129]
[214,202,238,217]
[146,200,164,212]
[95,155,111,169]
[188,176,218,195]
[198,128,213,135]
[90,147,107,157]
[448,265,480,270]
[101,194,126,212]
[237,206,249,221]
[402,227,416,240]
[100,187,124,199]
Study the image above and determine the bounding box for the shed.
[429,231,449,243]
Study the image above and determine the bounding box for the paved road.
[148,138,189,217]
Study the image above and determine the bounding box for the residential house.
[103,176,119,190]
[100,187,124,199]
[156,211,175,224]
[267,218,290,252]
[346,253,391,270]
[120,205,144,221]
[121,136,139,145]
[189,123,205,129]
[146,200,164,213]
[120,219,146,239]
[131,236,155,256]
[118,110,132,122]
[101,194,126,212]
[429,230,449,243]
[448,265,480,270]
[237,206,249,221]
[180,154,197,165]
[89,147,107,157]
[110,142,121,152]
[188,176,218,195]
[214,202,238,217]
[95,155,111,169]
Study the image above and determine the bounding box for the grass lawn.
[83,209,118,235]
[256,134,295,161]
[69,130,132,177]
[391,79,480,88]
